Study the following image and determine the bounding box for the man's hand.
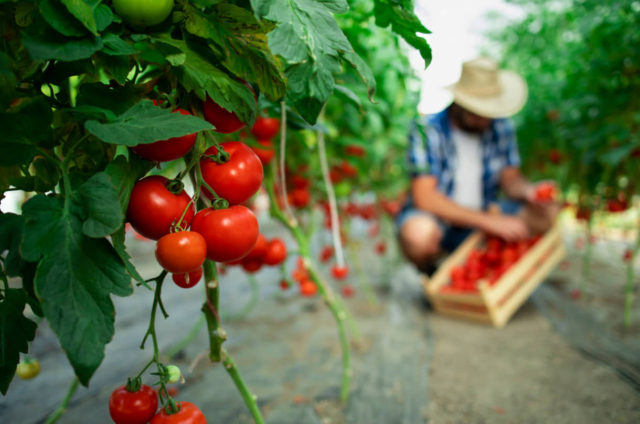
[526,180,559,205]
[479,214,529,242]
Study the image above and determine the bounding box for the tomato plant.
[109,384,158,424]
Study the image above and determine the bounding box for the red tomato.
[127,176,195,240]
[501,247,519,265]
[575,207,591,221]
[251,116,280,139]
[279,279,290,290]
[341,284,355,298]
[200,141,264,205]
[345,145,366,157]
[534,182,557,202]
[299,280,317,297]
[375,241,386,255]
[150,401,206,424]
[606,199,628,213]
[548,149,563,164]
[109,385,158,424]
[329,168,343,183]
[338,161,358,178]
[359,204,376,220]
[155,231,207,273]
[191,206,259,262]
[450,266,465,283]
[381,200,401,217]
[241,258,262,273]
[623,249,633,263]
[243,234,268,262]
[263,238,287,266]
[250,139,275,165]
[290,175,310,189]
[290,188,310,208]
[203,96,245,134]
[132,108,197,162]
[319,246,334,263]
[172,268,203,289]
[331,265,349,280]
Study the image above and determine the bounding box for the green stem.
[202,260,225,362]
[44,378,79,424]
[222,350,265,424]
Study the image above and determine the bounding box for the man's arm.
[500,166,535,201]
[412,175,529,241]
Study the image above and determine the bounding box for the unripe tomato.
[203,96,245,134]
[109,384,158,424]
[16,359,40,380]
[172,268,203,289]
[250,139,275,165]
[191,206,259,263]
[200,142,264,205]
[263,238,287,266]
[112,0,174,28]
[250,117,280,139]
[166,365,181,384]
[150,401,206,424]
[331,265,349,280]
[132,108,197,162]
[155,231,207,274]
[127,176,195,240]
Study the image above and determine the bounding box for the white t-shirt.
[451,126,483,210]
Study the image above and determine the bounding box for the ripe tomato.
[251,117,280,139]
[375,241,386,255]
[623,249,633,263]
[241,258,262,273]
[200,142,263,205]
[191,206,259,262]
[203,96,246,134]
[243,233,268,262]
[127,176,195,240]
[534,182,557,202]
[279,279,290,290]
[155,231,207,274]
[345,145,366,157]
[172,268,203,288]
[319,246,334,263]
[289,188,310,208]
[132,108,197,162]
[290,175,310,189]
[548,149,563,164]
[150,401,205,424]
[263,238,287,266]
[112,0,174,27]
[299,280,317,297]
[331,265,349,280]
[250,139,275,165]
[381,199,401,217]
[341,284,355,298]
[16,359,40,379]
[109,385,158,424]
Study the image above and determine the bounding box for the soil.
[1,220,639,423]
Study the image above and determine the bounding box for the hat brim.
[447,70,528,119]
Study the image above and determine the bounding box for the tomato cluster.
[225,234,288,273]
[441,235,541,293]
[288,258,318,297]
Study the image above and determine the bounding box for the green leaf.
[104,155,154,213]
[61,0,99,35]
[0,213,25,277]
[0,97,53,166]
[95,53,131,85]
[85,99,213,145]
[40,0,88,37]
[342,51,376,101]
[184,4,287,101]
[74,172,123,238]
[76,83,138,116]
[101,33,138,56]
[373,0,432,67]
[0,52,17,108]
[21,194,132,385]
[23,21,104,61]
[0,289,37,395]
[599,143,638,167]
[111,226,146,286]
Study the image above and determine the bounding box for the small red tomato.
[127,176,195,240]
[575,207,591,221]
[155,231,207,274]
[241,258,262,273]
[263,238,287,266]
[290,188,311,208]
[375,241,386,255]
[329,168,343,184]
[319,246,334,263]
[331,265,349,280]
[172,268,203,289]
[345,145,366,157]
[132,108,197,162]
[359,204,376,220]
[548,149,563,164]
[299,280,317,297]
[290,175,310,189]
[191,206,259,263]
[623,249,633,263]
[200,141,264,205]
[150,401,206,424]
[243,234,268,262]
[341,284,355,298]
[279,279,290,290]
[381,200,401,217]
[109,385,158,424]
[251,116,280,140]
[450,266,465,283]
[250,139,275,165]
[534,182,557,202]
[501,247,519,266]
[203,96,246,134]
[338,161,358,178]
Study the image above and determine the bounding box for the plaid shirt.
[407,105,521,209]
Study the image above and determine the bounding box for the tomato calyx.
[163,398,182,415]
[205,145,231,164]
[165,179,186,195]
[125,376,143,393]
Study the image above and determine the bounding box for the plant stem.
[278,101,297,225]
[202,260,225,362]
[222,350,265,424]
[44,378,79,424]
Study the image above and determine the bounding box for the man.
[397,57,557,272]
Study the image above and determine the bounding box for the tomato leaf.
[85,99,213,145]
[60,0,100,35]
[21,194,132,386]
[22,18,104,61]
[184,3,287,102]
[74,172,123,238]
[104,155,154,213]
[372,0,432,67]
[111,226,147,288]
[0,289,38,395]
[39,0,88,38]
[0,213,25,277]
[0,97,53,166]
[101,33,138,56]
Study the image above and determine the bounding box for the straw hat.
[448,57,528,118]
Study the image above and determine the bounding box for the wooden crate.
[423,222,566,328]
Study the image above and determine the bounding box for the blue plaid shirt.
[407,105,521,209]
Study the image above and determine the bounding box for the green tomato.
[112,0,174,28]
[16,359,40,380]
[166,365,181,384]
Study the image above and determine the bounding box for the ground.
[1,214,639,423]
